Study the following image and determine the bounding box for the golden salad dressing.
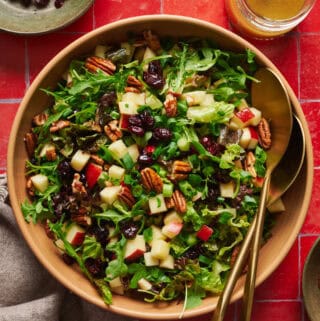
[245,0,306,20]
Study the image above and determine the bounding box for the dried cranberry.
[201,136,211,147]
[57,161,74,182]
[143,61,165,89]
[143,145,156,155]
[183,244,203,260]
[128,115,143,127]
[129,125,145,136]
[88,225,109,247]
[99,91,117,108]
[215,168,232,183]
[54,0,65,8]
[120,220,139,239]
[139,111,155,129]
[62,253,75,265]
[153,128,172,141]
[138,154,153,165]
[85,258,107,278]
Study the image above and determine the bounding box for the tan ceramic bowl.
[7,15,313,320]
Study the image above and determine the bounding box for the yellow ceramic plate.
[0,0,93,35]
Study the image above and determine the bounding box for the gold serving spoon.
[212,67,298,321]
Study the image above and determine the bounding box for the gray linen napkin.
[0,175,136,321]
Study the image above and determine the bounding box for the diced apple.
[147,225,166,247]
[54,239,65,253]
[159,254,175,269]
[239,126,259,150]
[196,225,213,241]
[127,144,140,163]
[144,252,159,266]
[192,191,203,202]
[109,277,124,295]
[143,47,156,71]
[219,181,235,198]
[162,222,183,239]
[182,90,207,106]
[148,194,167,214]
[121,92,146,106]
[119,113,130,130]
[151,239,170,260]
[108,165,125,180]
[248,107,262,126]
[30,174,48,193]
[85,162,102,189]
[124,235,146,261]
[100,185,121,204]
[108,139,128,159]
[94,45,107,58]
[65,223,85,246]
[230,107,255,129]
[70,150,91,172]
[119,101,138,115]
[163,210,183,225]
[137,278,153,291]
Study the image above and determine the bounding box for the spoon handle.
[241,174,271,321]
[212,214,257,321]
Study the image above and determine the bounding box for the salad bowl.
[7,15,313,319]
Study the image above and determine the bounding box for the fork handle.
[241,174,271,321]
[212,214,257,321]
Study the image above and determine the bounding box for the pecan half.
[127,75,143,89]
[45,145,57,161]
[71,207,92,226]
[169,160,192,182]
[164,93,177,117]
[90,154,104,166]
[26,177,35,197]
[50,120,70,133]
[125,86,141,93]
[85,56,116,75]
[141,167,163,194]
[32,112,48,126]
[71,173,87,196]
[143,30,161,52]
[172,190,187,214]
[104,119,122,142]
[257,118,272,150]
[24,132,37,158]
[118,186,136,208]
[245,151,257,178]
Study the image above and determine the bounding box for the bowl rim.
[7,14,314,319]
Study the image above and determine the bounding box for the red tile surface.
[93,0,161,28]
[0,34,26,99]
[300,34,320,100]
[163,0,229,28]
[0,2,319,321]
[255,240,299,300]
[0,103,19,171]
[298,1,320,33]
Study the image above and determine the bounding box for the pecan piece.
[118,186,136,208]
[45,145,57,161]
[257,118,272,150]
[71,207,92,226]
[50,120,71,133]
[164,93,177,117]
[169,160,192,181]
[85,56,116,75]
[90,154,104,166]
[172,190,187,214]
[26,177,35,197]
[104,119,122,142]
[125,86,141,93]
[141,167,163,194]
[143,30,161,52]
[24,132,37,158]
[71,173,87,196]
[127,75,143,89]
[32,112,48,126]
[245,151,257,178]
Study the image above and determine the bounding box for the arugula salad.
[22,30,272,309]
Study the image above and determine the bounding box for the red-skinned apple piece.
[196,225,213,241]
[124,235,146,261]
[85,162,102,189]
[162,222,183,239]
[66,223,86,246]
[119,114,130,130]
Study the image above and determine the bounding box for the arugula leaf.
[254,146,267,177]
[82,235,103,261]
[219,144,243,169]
